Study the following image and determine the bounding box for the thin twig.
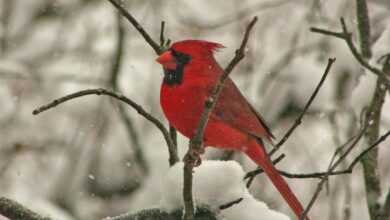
[169,125,178,148]
[106,0,162,55]
[110,12,149,173]
[245,153,285,187]
[182,17,258,220]
[299,126,390,219]
[158,20,177,162]
[219,198,244,210]
[269,58,336,156]
[299,127,365,220]
[108,0,178,166]
[310,18,390,89]
[245,127,368,180]
[311,13,390,218]
[32,88,179,165]
[0,197,52,220]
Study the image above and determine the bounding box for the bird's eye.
[171,49,178,57]
[170,49,191,65]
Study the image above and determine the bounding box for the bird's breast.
[160,78,211,138]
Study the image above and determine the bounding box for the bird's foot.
[194,145,205,155]
[184,146,204,167]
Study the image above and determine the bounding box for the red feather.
[158,40,308,220]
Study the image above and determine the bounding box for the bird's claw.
[184,146,204,167]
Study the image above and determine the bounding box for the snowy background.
[0,0,390,219]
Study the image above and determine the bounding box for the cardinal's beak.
[156,51,176,69]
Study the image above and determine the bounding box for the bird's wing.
[212,78,274,141]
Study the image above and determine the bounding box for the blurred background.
[0,0,389,219]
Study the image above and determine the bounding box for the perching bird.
[156,40,308,220]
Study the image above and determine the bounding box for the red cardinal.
[157,40,308,220]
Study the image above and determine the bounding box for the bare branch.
[32,88,179,166]
[160,21,165,47]
[310,18,390,89]
[157,21,178,159]
[0,197,52,220]
[300,128,390,219]
[107,0,178,166]
[356,0,372,58]
[279,129,390,179]
[106,0,162,55]
[219,198,243,210]
[299,124,365,220]
[269,58,336,156]
[169,125,178,148]
[182,16,258,220]
[109,12,149,173]
[245,126,388,181]
[384,189,390,217]
[245,153,285,187]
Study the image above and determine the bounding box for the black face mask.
[163,49,191,86]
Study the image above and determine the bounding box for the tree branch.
[244,58,335,186]
[300,127,390,219]
[219,197,244,210]
[307,10,390,220]
[0,197,52,220]
[32,88,179,166]
[106,0,178,166]
[269,57,336,156]
[310,18,390,89]
[110,11,149,173]
[106,0,162,55]
[356,0,372,58]
[361,60,388,219]
[299,123,367,220]
[245,153,285,187]
[182,16,258,220]
[245,124,386,181]
[355,2,385,218]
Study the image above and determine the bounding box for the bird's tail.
[245,140,309,220]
